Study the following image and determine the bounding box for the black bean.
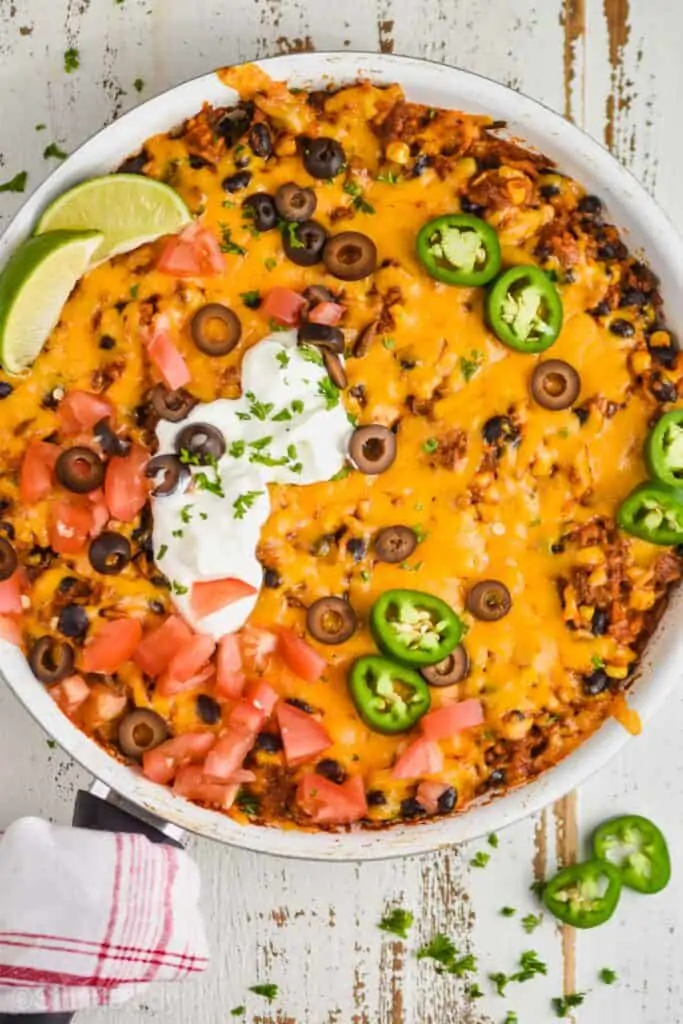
[539,184,561,199]
[349,384,367,406]
[437,787,457,813]
[482,415,519,448]
[117,149,149,174]
[255,731,283,753]
[550,542,565,555]
[189,154,214,170]
[591,608,609,636]
[58,575,79,594]
[57,604,89,640]
[588,300,610,318]
[609,318,635,337]
[41,389,62,410]
[99,335,116,350]
[149,600,165,615]
[286,697,315,714]
[196,694,221,725]
[648,345,678,369]
[577,194,602,215]
[620,288,647,308]
[263,568,282,588]
[215,105,253,147]
[222,170,251,193]
[573,406,590,425]
[460,194,485,217]
[0,499,10,517]
[0,382,13,399]
[650,374,678,404]
[249,123,273,158]
[488,768,506,786]
[346,538,366,562]
[316,758,346,784]
[366,789,387,806]
[412,154,430,177]
[401,797,427,819]
[583,669,609,696]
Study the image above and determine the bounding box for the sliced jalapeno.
[543,859,622,929]
[617,481,683,545]
[593,814,671,894]
[348,654,431,734]
[645,409,683,488]
[416,213,501,287]
[486,265,563,353]
[370,588,463,667]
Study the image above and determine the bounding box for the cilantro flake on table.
[504,1013,519,1024]
[0,171,27,193]
[64,47,80,73]
[488,832,499,848]
[500,906,517,917]
[133,77,144,93]
[552,992,586,1017]
[599,967,618,984]
[230,1007,245,1017]
[378,907,414,939]
[249,983,278,1002]
[417,933,477,976]
[522,913,543,934]
[44,142,68,160]
[470,850,490,868]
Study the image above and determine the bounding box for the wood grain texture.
[0,1,682,1021]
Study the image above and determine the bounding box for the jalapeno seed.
[302,136,346,179]
[275,182,317,222]
[466,579,512,621]
[29,636,75,684]
[88,531,132,576]
[283,219,327,266]
[530,359,581,410]
[421,645,470,686]
[374,525,417,564]
[323,350,347,389]
[242,192,278,232]
[118,708,169,759]
[56,447,105,494]
[145,454,190,497]
[190,304,242,357]
[297,322,344,354]
[175,423,226,463]
[323,231,377,281]
[0,537,17,581]
[348,425,397,475]
[150,384,197,423]
[307,596,357,645]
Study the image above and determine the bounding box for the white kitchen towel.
[0,817,209,1013]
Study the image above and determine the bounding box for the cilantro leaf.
[219,224,246,255]
[240,289,261,309]
[552,992,586,1018]
[460,349,483,382]
[0,171,27,193]
[300,345,324,366]
[245,391,274,421]
[133,77,144,92]
[44,142,68,160]
[64,47,80,73]
[180,504,193,524]
[489,971,510,996]
[230,1007,245,1017]
[422,437,439,454]
[331,464,351,481]
[157,544,168,560]
[599,967,617,984]
[233,490,264,519]
[249,983,278,1002]
[318,376,340,410]
[229,440,246,458]
[417,933,458,968]
[488,832,499,848]
[343,179,375,214]
[521,913,542,934]
[275,350,290,369]
[470,851,490,868]
[512,950,547,983]
[171,580,188,595]
[500,906,517,917]
[378,907,413,939]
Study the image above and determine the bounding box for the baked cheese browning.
[1,65,681,830]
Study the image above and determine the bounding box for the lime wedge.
[0,230,103,373]
[35,174,192,262]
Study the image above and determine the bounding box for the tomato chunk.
[59,390,114,433]
[104,444,150,522]
[142,731,215,785]
[297,774,368,824]
[392,737,444,780]
[0,572,22,615]
[165,633,216,683]
[276,702,332,766]
[262,287,306,326]
[0,613,22,645]
[420,700,485,741]
[173,766,238,809]
[134,615,194,677]
[308,301,344,325]
[215,634,246,700]
[82,618,143,674]
[146,316,191,390]
[50,674,91,715]
[20,441,60,504]
[157,222,225,278]
[278,627,326,683]
[202,730,254,783]
[49,498,93,555]
[190,578,257,619]
[416,780,452,815]
[246,680,279,718]
[240,626,277,672]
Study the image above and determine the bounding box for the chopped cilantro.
[268,317,287,332]
[422,437,439,454]
[558,427,570,439]
[236,790,260,816]
[129,283,139,299]
[0,171,27,193]
[521,913,542,934]
[199,511,208,520]
[417,934,477,976]
[229,440,246,458]
[488,832,499,848]
[286,443,298,460]
[383,336,396,350]
[230,1008,246,1017]
[245,391,274,421]
[180,504,193,524]
[35,123,46,131]
[500,906,517,917]
[591,654,606,669]
[133,77,144,92]
[272,407,292,421]
[467,983,484,999]
[415,502,424,511]
[236,411,251,421]
[460,349,484,381]
[281,220,305,248]
[195,463,225,498]
[300,345,324,366]
[599,967,618,984]
[249,436,273,451]
[347,412,359,427]
[291,399,304,415]
[318,376,340,409]
[489,972,510,997]
[64,47,80,73]
[157,544,168,560]
[44,142,68,160]
[219,224,246,255]
[360,569,372,582]
[240,289,261,309]
[178,448,202,466]
[376,169,399,184]
[529,879,546,898]
[222,198,236,208]
[275,350,290,369]
[470,851,490,868]
[233,490,264,519]
[248,983,278,1002]
[552,992,586,1017]
[343,179,375,214]
[171,580,188,595]
[399,560,423,572]
[46,738,57,749]
[171,529,183,539]
[504,1013,519,1024]
[513,950,547,983]
[264,256,278,271]
[289,461,303,474]
[331,464,351,481]
[379,907,414,939]
[251,452,288,467]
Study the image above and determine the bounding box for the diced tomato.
[0,614,21,645]
[50,674,90,715]
[104,444,150,522]
[215,634,245,700]
[416,780,452,815]
[392,737,444,780]
[262,287,306,327]
[146,315,191,390]
[134,614,194,677]
[190,578,257,619]
[87,491,111,537]
[172,765,238,809]
[227,699,265,735]
[166,634,216,684]
[308,301,344,326]
[142,731,215,786]
[420,700,485,741]
[82,618,143,674]
[278,627,326,683]
[59,390,114,433]
[245,680,279,718]
[202,730,254,783]
[86,684,128,723]
[0,572,22,615]
[49,499,93,555]
[297,773,368,825]
[240,626,277,672]
[157,222,225,278]
[157,662,215,699]
[20,441,60,504]
[229,768,256,784]
[276,702,332,766]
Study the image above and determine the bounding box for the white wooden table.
[1,2,682,1021]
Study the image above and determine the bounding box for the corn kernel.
[508,181,529,205]
[605,664,629,680]
[275,135,297,157]
[473,471,495,489]
[386,141,410,165]
[630,590,656,611]
[629,349,652,375]
[579,604,594,622]
[454,157,477,181]
[588,567,608,587]
[650,330,671,349]
[575,546,605,566]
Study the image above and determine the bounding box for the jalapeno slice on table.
[416,213,502,287]
[486,265,563,353]
[370,589,463,667]
[617,480,683,545]
[348,654,431,734]
[645,409,683,488]
[543,859,622,928]
[593,814,671,894]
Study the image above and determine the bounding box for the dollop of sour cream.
[152,330,352,639]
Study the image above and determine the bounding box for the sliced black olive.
[29,636,74,684]
[367,789,387,806]
[196,694,221,725]
[190,304,242,357]
[323,231,377,281]
[263,568,282,588]
[56,447,105,494]
[0,382,13,398]
[374,525,417,564]
[248,122,273,158]
[348,424,396,474]
[297,322,344,354]
[275,182,317,222]
[149,384,198,423]
[323,350,347,389]
[530,360,581,411]
[421,646,470,686]
[57,604,89,639]
[583,669,609,696]
[88,531,132,575]
[117,148,149,174]
[578,194,603,216]
[0,537,17,581]
[283,219,327,266]
[346,537,366,562]
[222,170,252,193]
[99,335,116,350]
[145,454,190,497]
[175,422,226,463]
[591,608,609,636]
[118,709,169,759]
[94,417,130,456]
[401,797,426,819]
[242,192,278,232]
[302,136,345,179]
[437,787,457,813]
[466,580,512,621]
[306,596,356,645]
[303,284,335,309]
[316,758,346,784]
